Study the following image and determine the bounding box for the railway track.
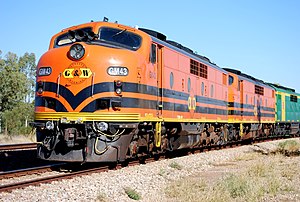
[0,161,133,193]
[0,163,66,180]
[0,166,107,193]
[0,135,292,193]
[0,143,37,151]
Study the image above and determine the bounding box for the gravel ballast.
[1,138,300,202]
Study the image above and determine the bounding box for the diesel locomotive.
[32,19,300,162]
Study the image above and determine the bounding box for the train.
[32,19,300,162]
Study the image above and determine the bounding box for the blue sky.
[1,1,300,92]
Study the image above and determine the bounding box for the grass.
[165,150,299,202]
[169,161,183,170]
[213,161,282,201]
[280,162,298,181]
[234,152,260,162]
[96,193,108,202]
[124,187,141,200]
[165,177,207,200]
[159,168,166,176]
[221,174,249,198]
[247,161,270,177]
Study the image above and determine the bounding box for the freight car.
[32,19,299,162]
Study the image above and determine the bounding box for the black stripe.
[39,82,275,118]
[228,110,275,117]
[81,97,190,112]
[228,102,275,112]
[43,82,114,110]
[163,88,189,100]
[36,95,274,118]
[41,81,229,110]
[196,96,227,107]
[35,96,67,112]
[196,106,227,115]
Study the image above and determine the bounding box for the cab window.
[54,27,92,48]
[228,75,234,85]
[150,44,157,63]
[98,27,142,51]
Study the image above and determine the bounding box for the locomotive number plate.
[107,66,128,76]
[38,67,52,76]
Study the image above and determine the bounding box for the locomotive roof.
[223,68,271,88]
[267,83,300,95]
[137,28,299,92]
[139,28,226,73]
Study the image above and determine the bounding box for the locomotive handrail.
[56,73,61,98]
[91,72,95,97]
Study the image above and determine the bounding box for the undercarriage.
[33,121,298,163]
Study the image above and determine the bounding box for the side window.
[228,75,234,85]
[150,44,157,63]
[188,78,191,92]
[170,72,174,89]
[201,82,204,95]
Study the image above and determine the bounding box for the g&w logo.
[63,62,92,84]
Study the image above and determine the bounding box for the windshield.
[54,26,142,51]
[98,27,142,51]
[54,27,93,48]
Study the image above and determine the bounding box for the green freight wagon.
[268,83,300,135]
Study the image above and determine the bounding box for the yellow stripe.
[228,118,274,124]
[163,118,228,123]
[35,112,229,123]
[277,92,287,121]
[35,112,141,122]
[35,112,273,124]
[282,95,286,121]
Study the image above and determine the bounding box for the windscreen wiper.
[112,29,127,37]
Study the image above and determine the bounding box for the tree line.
[0,50,36,136]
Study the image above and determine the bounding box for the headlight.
[96,122,108,131]
[69,44,85,60]
[114,80,123,95]
[115,88,122,95]
[37,81,44,95]
[45,121,54,130]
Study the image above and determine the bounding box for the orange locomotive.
[33,20,275,162]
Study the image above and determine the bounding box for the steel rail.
[0,165,111,193]
[0,143,37,151]
[0,163,66,180]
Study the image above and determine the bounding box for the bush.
[277,140,300,156]
[221,174,249,198]
[124,187,141,200]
